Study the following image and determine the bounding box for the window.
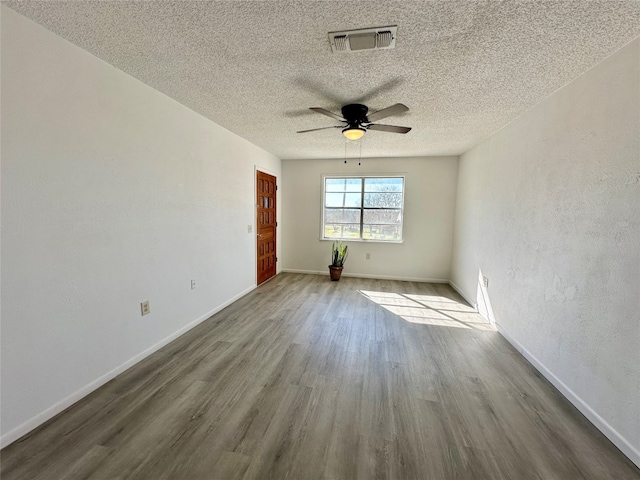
[322,176,405,242]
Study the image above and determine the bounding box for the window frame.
[321,174,406,243]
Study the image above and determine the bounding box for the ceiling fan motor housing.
[341,104,369,124]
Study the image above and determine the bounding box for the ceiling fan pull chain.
[344,138,348,164]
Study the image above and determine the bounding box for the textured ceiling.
[4,1,640,160]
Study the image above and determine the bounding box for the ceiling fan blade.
[367,124,412,134]
[297,126,341,133]
[309,107,346,122]
[366,103,409,122]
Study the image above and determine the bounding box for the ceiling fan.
[297,103,411,140]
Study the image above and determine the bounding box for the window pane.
[363,192,403,208]
[363,224,402,241]
[363,209,402,225]
[322,176,404,241]
[325,192,361,208]
[324,208,360,223]
[325,178,362,192]
[324,223,360,239]
[364,177,403,192]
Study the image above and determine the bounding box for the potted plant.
[329,241,348,281]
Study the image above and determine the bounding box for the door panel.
[256,171,277,285]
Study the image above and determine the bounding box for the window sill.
[319,238,404,244]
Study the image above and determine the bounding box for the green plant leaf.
[331,241,348,267]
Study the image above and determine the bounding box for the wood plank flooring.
[1,273,638,479]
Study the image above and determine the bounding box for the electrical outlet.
[366,253,371,260]
[141,301,150,316]
[482,276,489,288]
[191,279,196,290]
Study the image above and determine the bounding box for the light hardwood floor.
[1,273,638,479]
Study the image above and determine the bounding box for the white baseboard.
[281,268,449,283]
[0,284,256,449]
[495,322,640,469]
[448,280,477,309]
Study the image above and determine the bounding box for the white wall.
[0,6,281,446]
[282,156,458,282]
[451,38,640,465]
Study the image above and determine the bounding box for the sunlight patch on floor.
[358,290,494,331]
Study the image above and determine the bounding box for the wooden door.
[256,171,277,285]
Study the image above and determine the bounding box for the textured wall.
[451,38,640,465]
[282,156,458,281]
[0,6,281,444]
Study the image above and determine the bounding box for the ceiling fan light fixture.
[342,127,365,140]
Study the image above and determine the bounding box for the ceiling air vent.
[328,26,397,53]
[333,35,348,52]
[376,30,393,48]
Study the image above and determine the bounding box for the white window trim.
[320,174,406,243]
